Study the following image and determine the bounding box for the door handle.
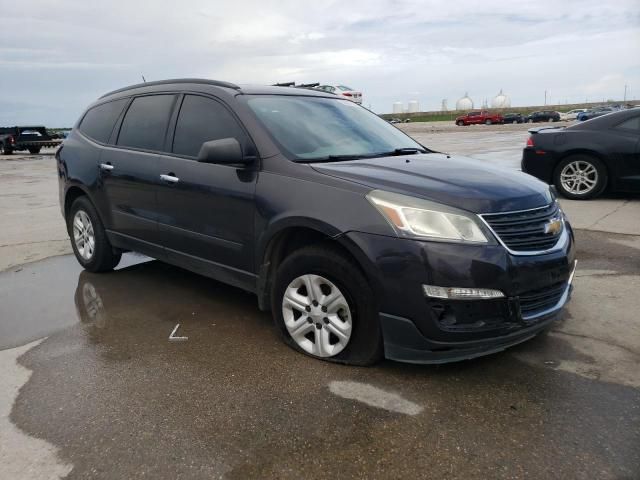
[100,163,114,171]
[160,174,180,184]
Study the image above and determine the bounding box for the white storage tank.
[456,93,474,111]
[408,100,420,113]
[491,89,511,108]
[392,102,403,114]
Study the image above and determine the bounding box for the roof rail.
[100,78,240,99]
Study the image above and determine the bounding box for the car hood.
[311,153,551,213]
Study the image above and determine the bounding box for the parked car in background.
[389,118,402,124]
[503,113,524,124]
[522,108,640,199]
[0,126,62,154]
[58,78,575,365]
[455,110,504,126]
[559,109,587,121]
[316,85,363,104]
[577,107,614,121]
[526,111,561,123]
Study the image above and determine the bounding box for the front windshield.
[245,96,425,161]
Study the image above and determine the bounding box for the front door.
[155,94,257,287]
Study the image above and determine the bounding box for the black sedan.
[503,113,524,124]
[526,111,561,123]
[522,108,640,199]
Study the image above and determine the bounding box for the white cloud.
[0,0,638,124]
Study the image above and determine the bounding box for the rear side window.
[615,115,640,132]
[79,99,127,143]
[172,95,246,157]
[117,95,176,151]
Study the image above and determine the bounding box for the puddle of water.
[0,254,150,350]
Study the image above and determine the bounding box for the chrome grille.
[481,203,563,253]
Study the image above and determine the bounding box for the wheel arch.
[255,219,381,312]
[64,185,92,218]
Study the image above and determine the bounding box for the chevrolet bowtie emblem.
[544,217,563,235]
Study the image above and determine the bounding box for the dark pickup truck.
[0,126,62,155]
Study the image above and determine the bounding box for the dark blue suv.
[57,79,576,365]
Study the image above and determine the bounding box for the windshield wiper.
[387,147,427,155]
[298,154,377,163]
[298,148,428,163]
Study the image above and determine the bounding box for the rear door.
[99,93,178,254]
[156,94,258,285]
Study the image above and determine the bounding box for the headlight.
[366,190,488,243]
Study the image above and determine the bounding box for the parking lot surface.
[1,125,639,479]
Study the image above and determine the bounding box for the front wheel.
[28,147,41,154]
[67,196,121,272]
[456,120,464,126]
[554,155,607,200]
[485,119,492,125]
[272,245,383,365]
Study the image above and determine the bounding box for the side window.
[615,116,640,132]
[117,95,176,151]
[172,95,246,158]
[79,99,127,143]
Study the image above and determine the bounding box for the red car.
[456,110,504,126]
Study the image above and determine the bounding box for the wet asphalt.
[1,230,639,479]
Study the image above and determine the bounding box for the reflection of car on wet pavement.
[522,108,640,199]
[59,78,576,366]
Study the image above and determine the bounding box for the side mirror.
[197,138,252,165]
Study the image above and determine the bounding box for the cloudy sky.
[1,0,638,126]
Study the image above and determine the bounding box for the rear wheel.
[554,155,607,200]
[67,196,121,272]
[28,147,41,154]
[1,143,12,155]
[485,119,492,125]
[272,244,383,365]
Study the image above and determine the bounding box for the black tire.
[553,155,607,200]
[28,147,41,154]
[67,196,121,272]
[456,120,464,126]
[1,143,13,155]
[485,119,492,125]
[271,244,383,366]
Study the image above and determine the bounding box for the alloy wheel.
[560,160,598,195]
[73,210,95,260]
[281,274,352,357]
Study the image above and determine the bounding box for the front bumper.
[346,225,576,364]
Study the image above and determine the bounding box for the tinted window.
[172,95,246,157]
[615,115,640,131]
[117,95,176,151]
[80,99,127,143]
